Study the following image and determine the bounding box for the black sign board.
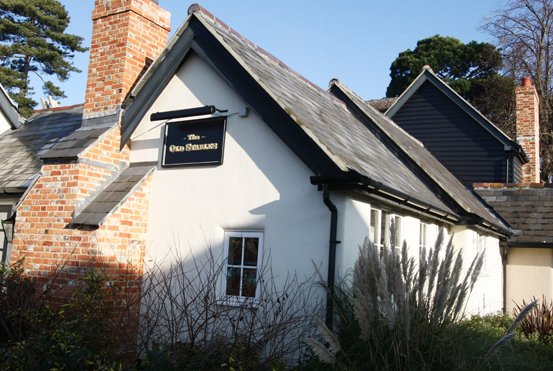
[162,117,226,167]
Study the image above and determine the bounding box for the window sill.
[216,297,260,309]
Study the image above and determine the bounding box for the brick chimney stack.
[84,0,171,117]
[516,77,541,183]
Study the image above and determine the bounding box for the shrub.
[135,247,321,369]
[306,226,485,370]
[514,295,553,342]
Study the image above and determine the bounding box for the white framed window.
[221,231,263,302]
[474,232,487,275]
[369,208,402,251]
[419,222,429,258]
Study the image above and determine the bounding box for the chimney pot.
[521,77,532,86]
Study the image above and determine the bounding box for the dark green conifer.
[0,0,88,116]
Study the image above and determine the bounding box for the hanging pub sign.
[162,117,227,167]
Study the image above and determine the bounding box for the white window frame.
[369,208,402,251]
[220,231,264,305]
[419,222,429,258]
[475,231,488,276]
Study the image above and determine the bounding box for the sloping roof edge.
[385,67,525,159]
[329,79,513,237]
[0,83,22,129]
[121,6,349,176]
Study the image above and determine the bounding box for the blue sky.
[33,0,501,108]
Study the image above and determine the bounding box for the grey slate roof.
[330,80,509,231]
[475,184,553,245]
[121,5,512,235]
[0,105,85,191]
[366,97,397,113]
[72,162,156,226]
[0,104,115,192]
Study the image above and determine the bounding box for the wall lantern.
[2,213,15,244]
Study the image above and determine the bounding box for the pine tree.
[0,0,87,117]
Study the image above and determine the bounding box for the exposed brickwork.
[9,126,152,297]
[84,0,171,115]
[474,183,553,243]
[516,80,540,183]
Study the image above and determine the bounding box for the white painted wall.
[452,226,503,315]
[131,52,330,298]
[0,110,11,135]
[129,51,504,320]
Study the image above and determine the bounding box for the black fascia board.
[507,242,553,249]
[188,18,342,176]
[121,27,196,147]
[329,83,465,215]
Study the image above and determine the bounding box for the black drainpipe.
[322,183,339,329]
[502,243,509,314]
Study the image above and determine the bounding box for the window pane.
[228,237,243,265]
[243,238,259,266]
[226,267,241,296]
[242,268,257,298]
[381,211,389,246]
[370,210,378,243]
[394,216,401,247]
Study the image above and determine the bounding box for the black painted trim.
[121,27,196,147]
[188,17,342,176]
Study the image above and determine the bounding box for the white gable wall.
[130,52,330,295]
[0,110,11,135]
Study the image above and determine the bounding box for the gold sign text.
[169,143,219,152]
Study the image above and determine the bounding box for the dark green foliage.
[514,296,553,341]
[0,268,125,370]
[386,35,504,98]
[386,36,516,137]
[0,0,88,116]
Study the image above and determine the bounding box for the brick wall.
[84,0,171,115]
[7,0,171,302]
[516,78,540,184]
[10,127,152,302]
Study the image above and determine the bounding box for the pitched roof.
[0,105,84,192]
[475,184,553,246]
[385,66,526,161]
[72,162,156,226]
[329,80,509,232]
[121,4,512,236]
[0,104,116,193]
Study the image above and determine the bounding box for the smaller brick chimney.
[84,0,171,117]
[516,77,541,183]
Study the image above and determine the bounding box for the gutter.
[311,174,459,222]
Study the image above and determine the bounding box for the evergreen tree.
[386,35,504,98]
[386,35,517,140]
[0,0,87,117]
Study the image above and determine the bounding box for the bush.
[305,226,486,370]
[514,296,553,342]
[0,267,125,370]
[0,246,321,370]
